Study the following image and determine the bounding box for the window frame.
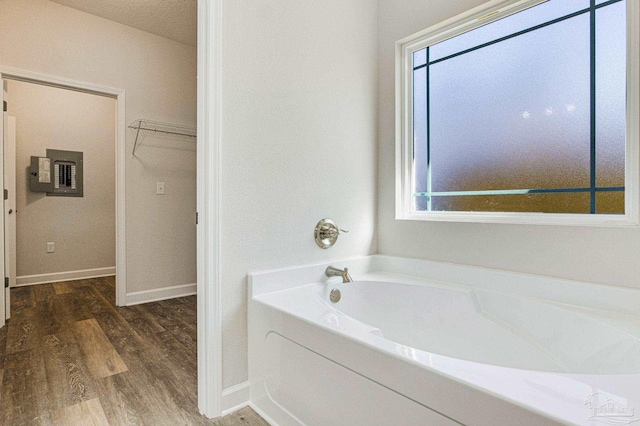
[395,0,640,226]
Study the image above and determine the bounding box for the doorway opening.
[4,78,117,317]
[0,1,219,418]
[0,68,126,327]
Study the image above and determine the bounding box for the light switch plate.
[156,182,165,195]
[47,242,55,253]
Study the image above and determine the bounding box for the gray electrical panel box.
[29,150,83,197]
[29,156,54,193]
[47,149,83,197]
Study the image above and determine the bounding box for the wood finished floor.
[0,277,268,426]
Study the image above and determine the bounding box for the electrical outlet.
[156,182,165,195]
[47,242,55,253]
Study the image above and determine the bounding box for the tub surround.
[248,256,640,425]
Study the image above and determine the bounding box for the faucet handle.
[322,226,348,239]
[314,218,347,249]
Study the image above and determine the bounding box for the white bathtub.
[248,256,640,425]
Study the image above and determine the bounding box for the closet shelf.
[129,119,196,156]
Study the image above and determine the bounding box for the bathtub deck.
[249,258,640,426]
[0,278,268,426]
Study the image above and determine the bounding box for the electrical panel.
[29,156,54,193]
[29,150,83,197]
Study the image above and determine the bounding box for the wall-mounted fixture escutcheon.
[314,218,348,249]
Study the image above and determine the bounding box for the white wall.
[377,0,640,290]
[7,80,115,277]
[0,0,197,294]
[221,0,378,388]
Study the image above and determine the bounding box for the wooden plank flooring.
[52,398,110,426]
[0,278,269,426]
[72,318,128,379]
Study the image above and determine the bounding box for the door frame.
[0,66,127,308]
[1,82,6,326]
[4,114,16,319]
[197,0,223,418]
[1,1,225,415]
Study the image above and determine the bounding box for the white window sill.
[397,211,640,227]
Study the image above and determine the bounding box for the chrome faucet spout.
[325,266,353,283]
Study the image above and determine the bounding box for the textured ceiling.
[49,0,197,46]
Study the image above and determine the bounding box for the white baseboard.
[221,381,250,417]
[248,402,279,426]
[16,267,116,287]
[125,282,196,306]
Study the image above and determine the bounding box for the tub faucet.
[325,266,353,283]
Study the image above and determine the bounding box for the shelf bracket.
[132,121,142,157]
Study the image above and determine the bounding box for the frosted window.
[596,2,626,187]
[413,67,428,194]
[430,0,589,62]
[429,14,590,192]
[413,50,427,68]
[596,192,624,214]
[412,0,626,214]
[431,193,590,214]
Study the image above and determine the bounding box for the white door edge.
[197,0,223,418]
[1,76,7,326]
